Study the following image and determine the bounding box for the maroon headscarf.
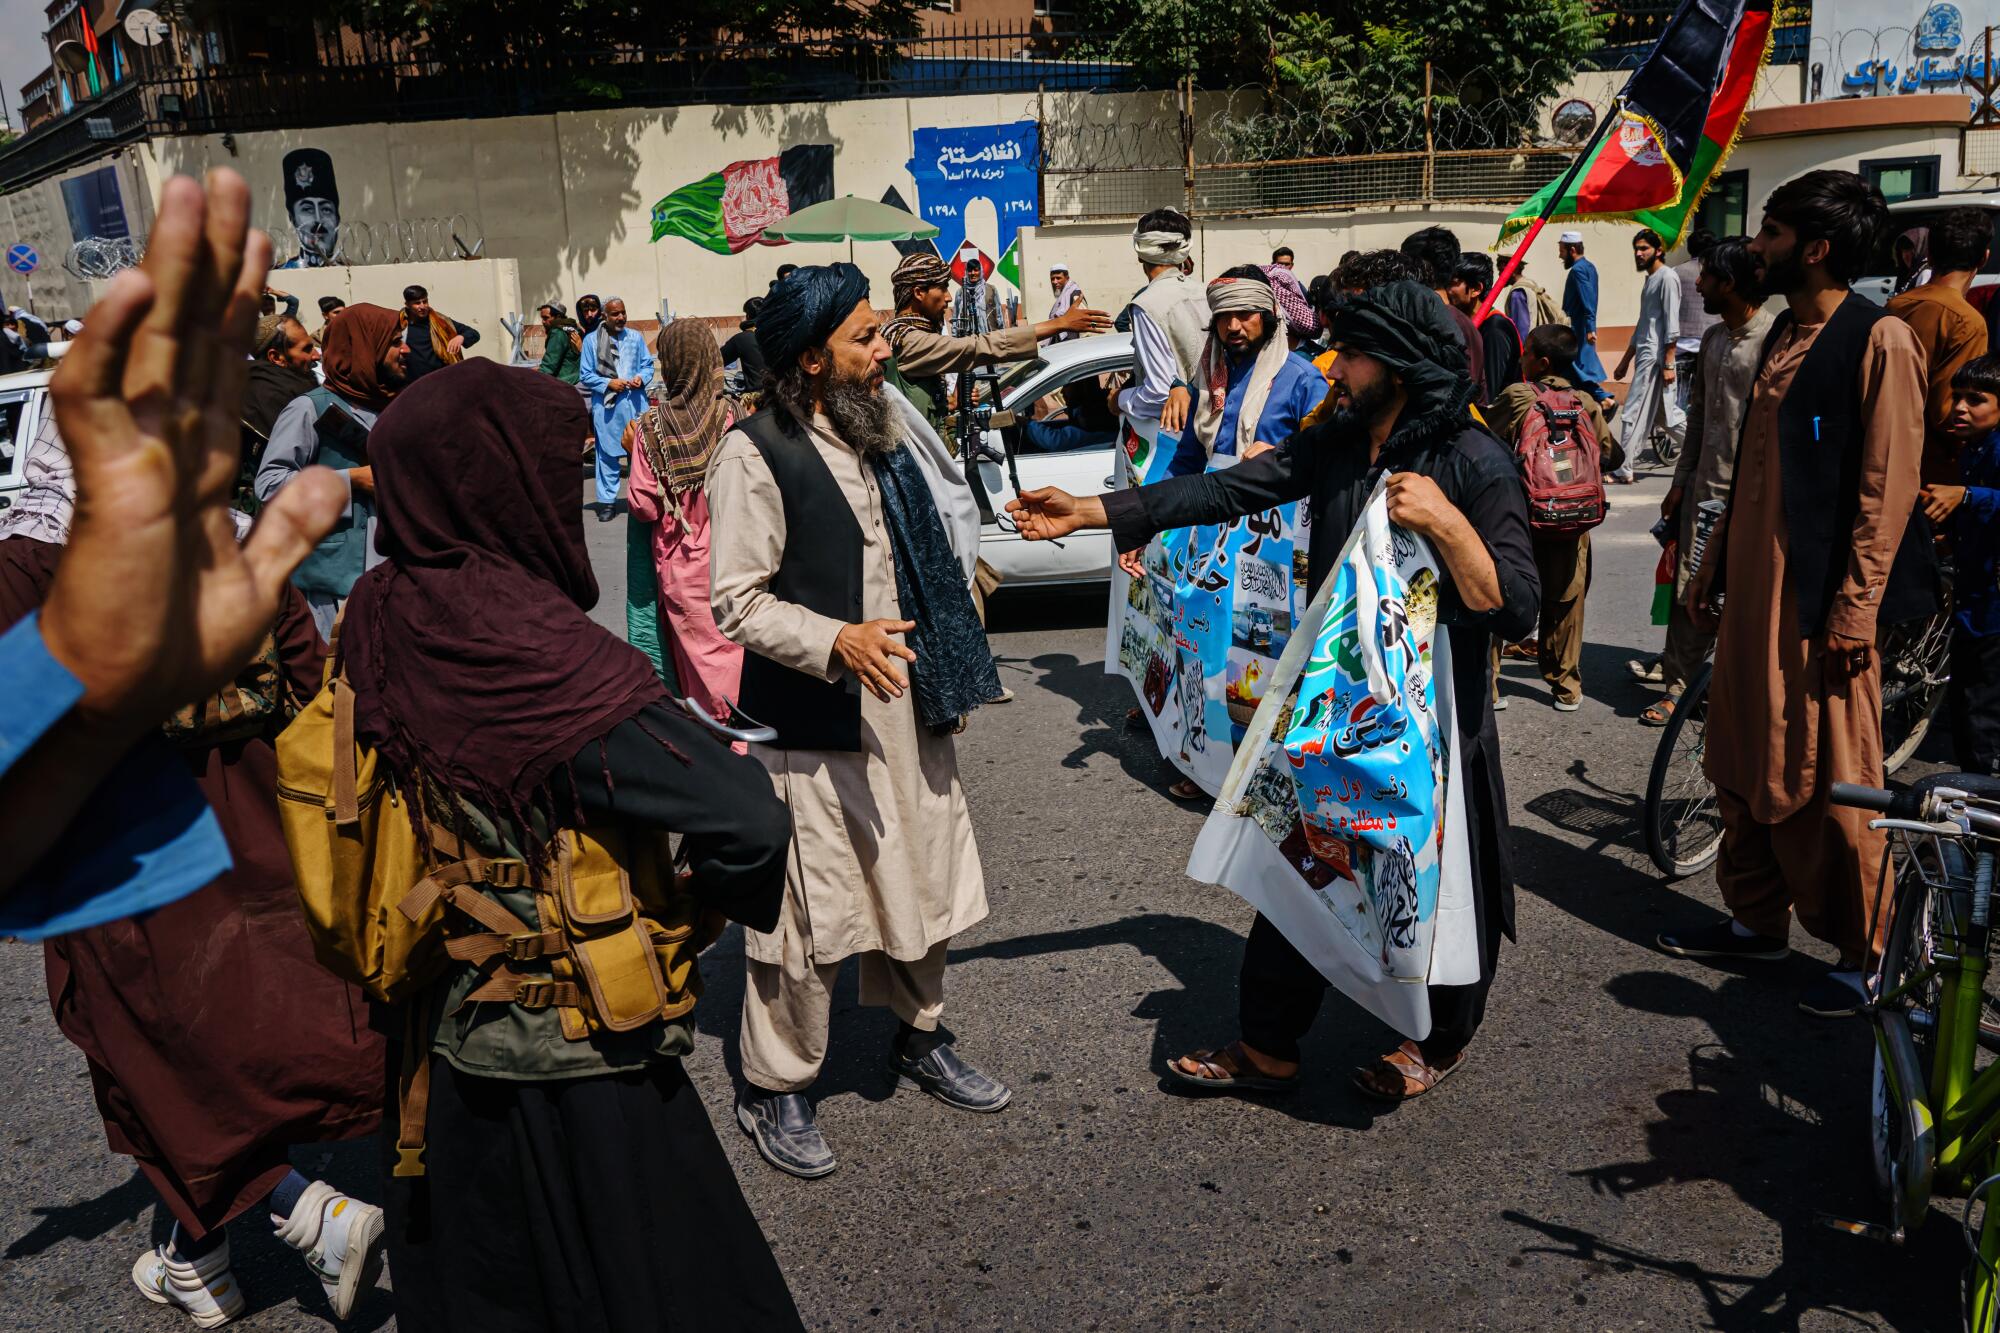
[320,302,405,412]
[339,359,667,839]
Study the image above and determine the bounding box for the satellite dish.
[124,8,168,46]
[52,38,89,73]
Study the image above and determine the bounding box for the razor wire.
[266,215,486,267]
[64,236,145,280]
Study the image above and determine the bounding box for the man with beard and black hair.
[1167,266,1327,478]
[1660,170,1932,1020]
[256,302,408,637]
[706,263,1012,1179]
[1400,226,1486,405]
[1008,278,1539,1102]
[1611,228,1683,482]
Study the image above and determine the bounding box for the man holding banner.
[1010,280,1539,1100]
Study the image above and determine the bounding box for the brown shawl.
[320,302,404,412]
[402,307,462,367]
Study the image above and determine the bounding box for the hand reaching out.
[1160,386,1192,434]
[39,169,347,738]
[1118,549,1145,579]
[1006,486,1106,543]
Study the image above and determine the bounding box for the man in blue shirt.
[579,296,657,521]
[1559,232,1614,403]
[1167,265,1329,478]
[1,168,345,922]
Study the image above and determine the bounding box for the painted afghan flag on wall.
[1499,0,1772,248]
[650,144,834,254]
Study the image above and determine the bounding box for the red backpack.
[1512,383,1606,535]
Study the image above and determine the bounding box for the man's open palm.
[40,169,347,733]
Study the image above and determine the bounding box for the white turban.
[1133,227,1191,267]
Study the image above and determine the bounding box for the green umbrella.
[762,195,939,265]
[762,195,939,244]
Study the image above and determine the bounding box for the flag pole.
[1475,99,1623,322]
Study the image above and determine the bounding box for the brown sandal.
[1167,1040,1300,1094]
[1639,697,1676,727]
[1350,1040,1468,1102]
[1168,778,1205,801]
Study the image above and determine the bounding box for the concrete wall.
[0,64,1970,335]
[0,146,154,318]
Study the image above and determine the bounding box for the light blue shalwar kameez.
[579,325,656,506]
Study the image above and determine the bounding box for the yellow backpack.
[274,660,714,1173]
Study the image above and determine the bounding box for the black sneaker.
[595,503,616,523]
[1656,919,1790,962]
[735,1088,837,1179]
[890,1042,1012,1113]
[1798,969,1867,1019]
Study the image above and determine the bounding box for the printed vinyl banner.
[1186,480,1478,1040]
[1104,415,1309,796]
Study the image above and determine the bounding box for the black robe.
[1101,392,1540,939]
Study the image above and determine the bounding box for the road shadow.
[1015,650,1202,804]
[1501,968,1960,1333]
[950,913,1385,1131]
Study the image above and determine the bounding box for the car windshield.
[995,357,1048,402]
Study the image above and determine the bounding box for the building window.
[1861,155,1941,204]
[1694,169,1749,240]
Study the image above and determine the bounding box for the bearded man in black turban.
[1007,277,1540,1103]
[706,263,1010,1180]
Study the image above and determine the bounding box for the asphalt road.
[0,456,1962,1332]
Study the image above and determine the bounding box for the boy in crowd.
[1927,355,2000,774]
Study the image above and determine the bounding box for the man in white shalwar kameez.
[707,262,1010,1180]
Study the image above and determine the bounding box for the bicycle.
[1836,775,2000,1330]
[1642,573,1955,879]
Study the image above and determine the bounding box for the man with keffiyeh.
[1166,266,1328,478]
[1009,279,1540,1104]
[706,263,1013,1179]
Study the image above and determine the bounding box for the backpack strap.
[392,996,436,1178]
[331,675,361,825]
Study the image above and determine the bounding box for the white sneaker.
[1553,698,1581,712]
[1492,695,1509,711]
[272,1180,386,1320]
[132,1238,244,1328]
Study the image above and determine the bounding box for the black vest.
[1747,293,1937,637]
[731,410,868,752]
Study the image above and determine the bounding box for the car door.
[974,349,1131,585]
[0,379,46,521]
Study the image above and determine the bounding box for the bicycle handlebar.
[682,697,778,746]
[1833,780,2000,837]
[1830,782,1893,813]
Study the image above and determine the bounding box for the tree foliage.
[1074,0,1606,155]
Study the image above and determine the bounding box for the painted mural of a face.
[282,148,341,267]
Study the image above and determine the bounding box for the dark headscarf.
[1327,278,1471,416]
[757,262,871,369]
[319,302,403,412]
[639,319,731,498]
[339,360,668,843]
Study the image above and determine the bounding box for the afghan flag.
[650,144,833,254]
[1499,0,1772,248]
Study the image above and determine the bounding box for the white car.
[0,363,58,521]
[968,332,1133,587]
[1856,190,2000,306]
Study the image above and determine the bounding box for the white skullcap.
[1558,230,1584,244]
[1049,260,1070,271]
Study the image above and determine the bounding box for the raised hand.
[834,619,919,701]
[1006,486,1105,543]
[39,169,348,737]
[1056,304,1113,336]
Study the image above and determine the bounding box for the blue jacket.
[1955,429,2000,636]
[1562,257,1599,336]
[0,614,230,938]
[1168,348,1329,478]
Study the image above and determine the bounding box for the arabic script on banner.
[1185,480,1477,1040]
[1104,415,1310,797]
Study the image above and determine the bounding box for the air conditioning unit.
[85,116,116,139]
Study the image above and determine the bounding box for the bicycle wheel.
[1643,664,1724,877]
[1883,577,1956,773]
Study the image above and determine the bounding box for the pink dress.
[627,426,745,721]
